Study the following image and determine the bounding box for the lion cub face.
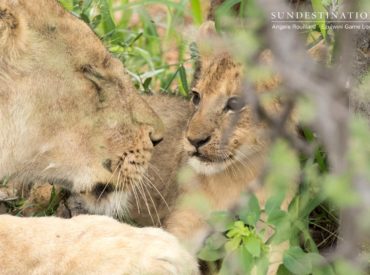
[184,53,269,175]
[0,0,164,206]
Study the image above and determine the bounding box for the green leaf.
[225,236,242,252]
[265,194,284,215]
[269,221,291,245]
[143,78,152,92]
[80,12,90,24]
[0,176,9,187]
[82,0,93,11]
[309,253,336,275]
[349,116,370,179]
[333,260,363,275]
[91,15,102,29]
[125,32,143,47]
[162,70,179,93]
[323,174,359,207]
[133,47,155,70]
[265,140,300,194]
[267,209,287,226]
[208,211,234,232]
[311,0,327,38]
[138,9,159,38]
[256,254,270,275]
[178,65,189,95]
[238,246,254,274]
[205,232,228,250]
[59,0,74,10]
[244,236,261,258]
[99,0,116,34]
[277,264,294,275]
[240,194,261,226]
[197,245,225,261]
[190,0,203,25]
[226,228,239,238]
[125,69,142,84]
[219,250,245,275]
[215,0,240,18]
[283,247,312,275]
[140,69,165,80]
[189,42,200,60]
[234,220,245,230]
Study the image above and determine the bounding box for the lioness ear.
[0,4,27,59]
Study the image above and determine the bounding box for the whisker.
[235,151,260,178]
[120,179,132,221]
[141,178,162,226]
[136,179,155,225]
[97,159,121,201]
[224,153,238,179]
[148,163,165,186]
[130,180,141,214]
[142,173,170,210]
[113,170,123,216]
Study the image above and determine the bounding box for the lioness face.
[0,0,163,204]
[184,53,278,175]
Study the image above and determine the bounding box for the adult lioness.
[0,0,164,209]
[0,0,197,273]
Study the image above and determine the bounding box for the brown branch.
[243,81,313,155]
[250,0,368,270]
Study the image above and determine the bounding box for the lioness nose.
[148,124,164,147]
[187,136,211,149]
[131,95,165,146]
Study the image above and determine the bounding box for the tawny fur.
[79,95,192,225]
[0,1,198,274]
[0,215,198,275]
[74,21,294,274]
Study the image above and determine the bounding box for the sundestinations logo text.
[271,11,370,31]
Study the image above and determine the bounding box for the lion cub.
[161,24,308,275]
[165,21,287,253]
[165,21,327,273]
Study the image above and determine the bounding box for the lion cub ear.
[196,21,219,69]
[0,4,27,60]
[198,21,217,40]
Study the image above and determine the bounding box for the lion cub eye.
[225,97,245,112]
[192,90,201,106]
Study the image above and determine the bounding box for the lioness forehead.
[5,0,113,70]
[197,53,241,96]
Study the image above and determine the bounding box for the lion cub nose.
[187,136,211,149]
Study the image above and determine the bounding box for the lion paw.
[136,227,199,275]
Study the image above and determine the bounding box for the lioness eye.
[192,91,201,106]
[225,97,245,112]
